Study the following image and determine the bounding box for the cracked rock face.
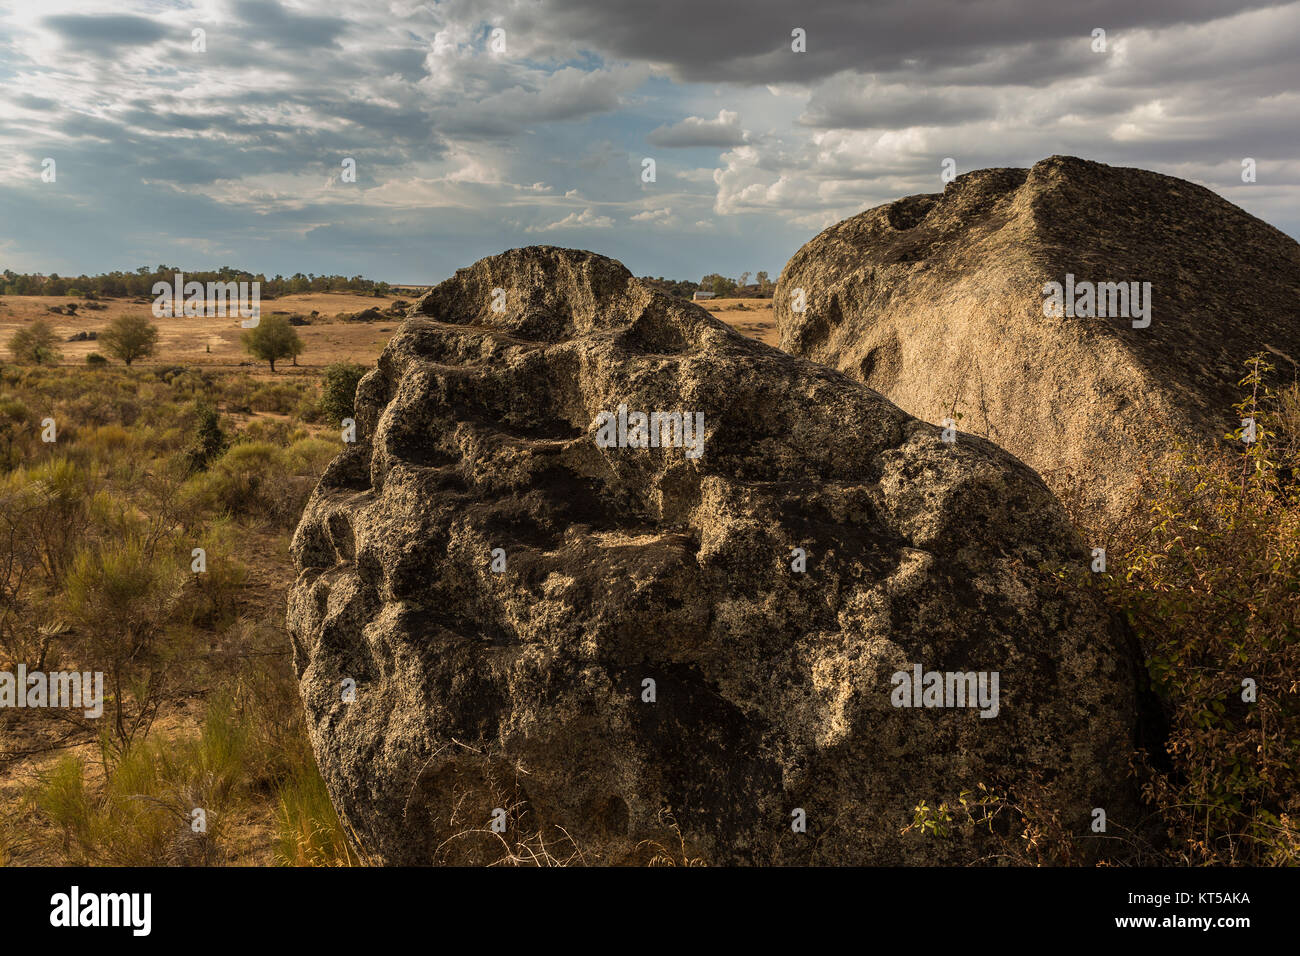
[775,155,1300,516]
[288,246,1143,865]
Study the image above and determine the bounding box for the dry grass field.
[0,293,777,370]
[703,297,779,346]
[0,293,402,370]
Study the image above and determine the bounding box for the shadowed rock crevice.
[288,245,1143,865]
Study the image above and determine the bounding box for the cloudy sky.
[1,0,1298,283]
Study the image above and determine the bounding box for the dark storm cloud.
[800,78,998,129]
[41,14,170,51]
[512,0,1288,83]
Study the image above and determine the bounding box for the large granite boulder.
[775,156,1300,517]
[287,246,1146,865]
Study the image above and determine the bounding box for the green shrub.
[192,442,295,523]
[186,400,226,473]
[1105,359,1300,865]
[7,319,62,365]
[285,437,338,475]
[63,536,186,746]
[182,515,247,627]
[319,362,366,425]
[85,353,108,367]
[249,381,304,414]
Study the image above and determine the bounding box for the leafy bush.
[1106,358,1300,865]
[318,362,365,425]
[7,319,62,365]
[190,442,300,525]
[249,381,305,414]
[185,400,226,473]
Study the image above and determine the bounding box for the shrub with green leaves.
[186,400,226,473]
[7,319,62,366]
[319,362,366,425]
[1105,358,1300,865]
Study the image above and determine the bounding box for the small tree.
[241,314,303,372]
[7,319,62,365]
[100,314,159,366]
[319,362,366,425]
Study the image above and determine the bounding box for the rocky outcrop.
[775,156,1300,516]
[287,246,1145,865]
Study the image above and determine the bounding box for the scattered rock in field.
[339,307,386,323]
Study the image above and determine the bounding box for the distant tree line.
[0,266,392,299]
[1,264,772,302]
[637,277,701,299]
[639,271,775,299]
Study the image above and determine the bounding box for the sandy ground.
[700,297,779,347]
[0,293,779,367]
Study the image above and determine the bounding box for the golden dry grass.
[0,292,778,368]
[0,293,401,369]
[703,297,778,346]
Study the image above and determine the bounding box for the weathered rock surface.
[288,246,1144,865]
[776,156,1300,516]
